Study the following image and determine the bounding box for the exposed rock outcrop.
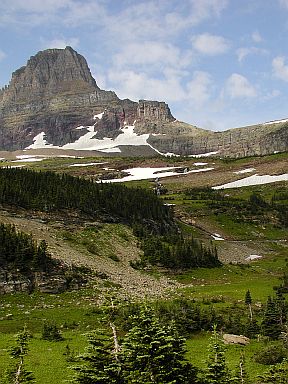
[0,47,287,157]
[0,268,85,294]
[223,334,250,345]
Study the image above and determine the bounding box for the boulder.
[223,334,250,345]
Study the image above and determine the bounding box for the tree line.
[0,167,174,234]
[183,187,288,228]
[0,223,50,272]
[0,168,221,270]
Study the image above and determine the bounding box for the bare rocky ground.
[0,208,181,299]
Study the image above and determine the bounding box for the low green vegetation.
[0,155,287,383]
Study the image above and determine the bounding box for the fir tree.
[72,328,123,384]
[244,290,253,321]
[230,352,250,384]
[3,327,35,384]
[262,296,282,340]
[121,306,198,383]
[204,325,231,384]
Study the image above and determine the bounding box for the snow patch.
[13,158,44,163]
[100,166,214,183]
[93,112,105,120]
[213,174,288,190]
[263,118,288,125]
[211,233,225,241]
[234,168,255,174]
[245,255,262,261]
[189,151,219,158]
[194,162,208,166]
[26,132,57,149]
[26,122,151,153]
[69,162,108,167]
[99,147,122,153]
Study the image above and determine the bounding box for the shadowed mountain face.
[0,46,287,157]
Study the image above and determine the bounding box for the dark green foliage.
[41,321,63,341]
[204,326,231,384]
[254,344,287,365]
[0,222,50,271]
[230,353,250,384]
[262,296,284,340]
[140,235,221,269]
[245,290,252,306]
[3,327,35,383]
[121,306,198,384]
[153,299,223,336]
[72,306,199,384]
[245,290,253,321]
[72,329,123,384]
[244,319,260,339]
[0,167,173,234]
[184,187,287,228]
[258,359,288,383]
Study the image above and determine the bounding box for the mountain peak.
[4,47,98,104]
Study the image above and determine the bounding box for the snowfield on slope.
[26,124,150,153]
[213,173,288,189]
[100,167,214,183]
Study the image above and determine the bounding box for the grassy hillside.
[0,152,287,382]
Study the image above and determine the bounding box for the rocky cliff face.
[0,47,287,157]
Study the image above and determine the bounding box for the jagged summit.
[0,47,287,157]
[3,46,98,104]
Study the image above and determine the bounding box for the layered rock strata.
[0,46,287,157]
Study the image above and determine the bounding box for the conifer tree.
[230,352,250,384]
[262,296,282,340]
[72,328,123,384]
[121,306,198,383]
[3,327,35,384]
[244,290,253,321]
[204,325,230,384]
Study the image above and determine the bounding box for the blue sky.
[1,0,288,131]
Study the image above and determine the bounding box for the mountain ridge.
[0,46,287,157]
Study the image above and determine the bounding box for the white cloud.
[191,33,230,55]
[272,56,288,81]
[224,73,257,99]
[113,41,192,71]
[262,89,281,101]
[107,69,186,103]
[252,30,263,43]
[0,49,6,61]
[189,0,229,24]
[187,71,213,106]
[279,0,288,9]
[0,0,105,27]
[236,46,268,62]
[0,0,71,12]
[41,37,79,50]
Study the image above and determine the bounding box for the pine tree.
[275,289,287,326]
[121,306,198,383]
[72,328,123,384]
[244,290,253,321]
[3,327,35,384]
[204,325,231,384]
[262,296,282,340]
[230,352,250,384]
[244,318,260,339]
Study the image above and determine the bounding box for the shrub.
[41,321,63,341]
[254,344,287,365]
